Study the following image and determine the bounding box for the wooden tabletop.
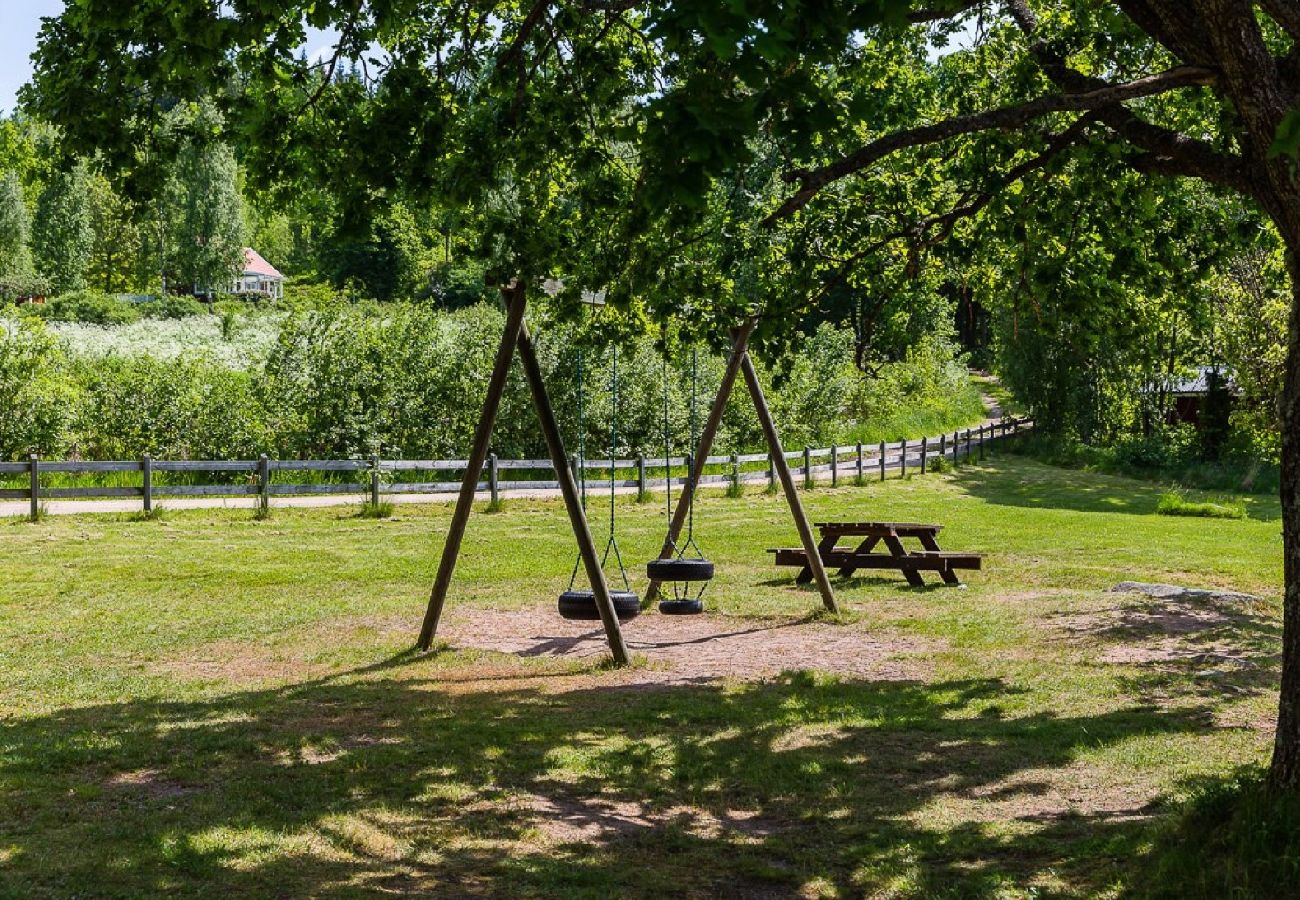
[814,521,943,536]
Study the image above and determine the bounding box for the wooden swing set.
[416,283,840,666]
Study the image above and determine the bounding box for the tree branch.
[766,65,1216,223]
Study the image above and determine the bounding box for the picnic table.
[769,521,981,587]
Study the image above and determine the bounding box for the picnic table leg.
[918,532,962,585]
[798,532,841,585]
[838,535,880,578]
[882,533,926,587]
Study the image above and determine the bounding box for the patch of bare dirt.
[1049,603,1238,637]
[104,767,196,800]
[151,639,330,683]
[440,605,938,685]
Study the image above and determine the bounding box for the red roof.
[242,248,283,279]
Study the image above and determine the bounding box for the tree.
[0,171,32,276]
[23,0,1300,792]
[32,161,93,294]
[166,132,245,296]
[86,169,142,293]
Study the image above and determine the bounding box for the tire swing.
[647,346,713,615]
[558,342,640,622]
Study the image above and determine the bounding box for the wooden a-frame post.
[418,284,631,665]
[644,321,839,615]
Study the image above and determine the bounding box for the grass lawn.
[0,455,1284,898]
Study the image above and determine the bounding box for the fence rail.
[3,417,1032,520]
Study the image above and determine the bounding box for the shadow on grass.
[0,657,1222,897]
[953,458,1281,522]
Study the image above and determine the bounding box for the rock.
[1109,582,1262,604]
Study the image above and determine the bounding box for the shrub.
[35,290,142,326]
[142,295,207,320]
[0,316,76,458]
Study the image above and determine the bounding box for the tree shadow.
[953,461,1166,516]
[0,659,1219,896]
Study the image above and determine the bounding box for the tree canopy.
[24,0,1300,790]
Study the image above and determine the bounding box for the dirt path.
[440,605,938,685]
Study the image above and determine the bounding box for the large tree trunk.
[1271,247,1300,790]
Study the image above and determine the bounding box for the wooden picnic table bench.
[769,521,981,588]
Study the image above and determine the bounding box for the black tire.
[659,598,705,615]
[646,557,715,583]
[557,589,641,621]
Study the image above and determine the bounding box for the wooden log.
[420,284,527,650]
[516,316,630,665]
[740,351,839,615]
[645,320,755,606]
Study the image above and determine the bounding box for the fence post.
[488,452,499,506]
[938,433,945,468]
[856,442,864,484]
[636,455,647,497]
[965,428,972,461]
[830,444,838,487]
[901,439,908,478]
[879,441,886,481]
[685,453,694,496]
[803,446,812,489]
[920,436,928,474]
[767,454,776,490]
[979,424,986,460]
[731,453,740,493]
[370,454,381,507]
[142,454,152,514]
[28,453,39,522]
[258,454,270,514]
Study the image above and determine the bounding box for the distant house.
[1166,366,1236,426]
[230,248,284,300]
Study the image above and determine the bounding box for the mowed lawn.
[0,456,1284,898]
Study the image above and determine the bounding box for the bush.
[34,290,142,326]
[142,295,208,320]
[0,317,77,458]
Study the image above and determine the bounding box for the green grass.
[0,456,1285,897]
[842,377,989,445]
[1139,768,1300,897]
[355,499,395,519]
[1156,490,1246,520]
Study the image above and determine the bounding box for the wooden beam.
[644,320,755,605]
[740,352,840,615]
[418,284,527,650]
[516,319,632,666]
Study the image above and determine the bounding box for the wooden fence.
[1,417,1032,520]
